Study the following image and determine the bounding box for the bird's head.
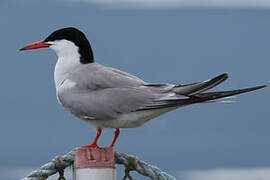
[20,27,94,64]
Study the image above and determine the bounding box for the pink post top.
[74,147,115,169]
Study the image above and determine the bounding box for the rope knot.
[52,156,66,180]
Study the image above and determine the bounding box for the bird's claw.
[80,144,99,148]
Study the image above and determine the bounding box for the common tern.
[20,27,266,148]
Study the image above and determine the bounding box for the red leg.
[110,128,120,147]
[81,129,102,148]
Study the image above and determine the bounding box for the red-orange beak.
[19,41,52,51]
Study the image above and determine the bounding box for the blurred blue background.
[0,0,269,179]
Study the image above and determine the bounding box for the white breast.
[50,40,81,89]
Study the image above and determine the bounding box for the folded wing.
[62,65,266,119]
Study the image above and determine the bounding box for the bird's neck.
[54,54,80,89]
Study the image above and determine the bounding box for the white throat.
[49,40,81,89]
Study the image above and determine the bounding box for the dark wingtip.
[221,73,228,79]
[216,73,228,81]
[251,85,267,90]
[19,47,26,51]
[211,73,228,84]
[222,73,228,80]
[226,84,267,95]
[195,84,267,102]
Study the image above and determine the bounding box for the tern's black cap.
[44,27,94,64]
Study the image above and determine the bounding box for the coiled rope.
[21,150,177,180]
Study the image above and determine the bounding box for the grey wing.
[68,63,146,90]
[61,65,262,120]
[58,86,180,120]
[61,63,223,119]
[59,63,181,119]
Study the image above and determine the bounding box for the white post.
[73,147,116,180]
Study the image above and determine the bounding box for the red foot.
[80,143,99,148]
[81,129,102,148]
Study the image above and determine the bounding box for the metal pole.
[73,147,116,180]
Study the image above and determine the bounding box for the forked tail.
[173,73,266,104]
[191,85,267,103]
[138,74,266,111]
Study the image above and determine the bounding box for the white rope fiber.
[21,150,178,180]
